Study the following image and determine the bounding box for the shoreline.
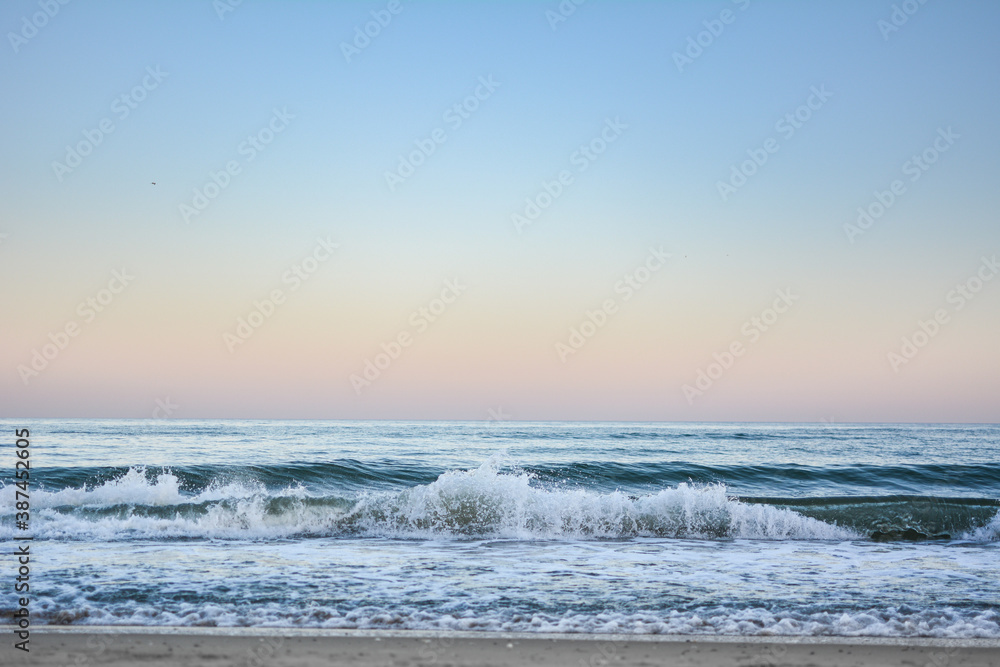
[7,625,1000,647]
[5,626,999,667]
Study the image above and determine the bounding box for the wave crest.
[4,459,998,542]
[342,458,854,540]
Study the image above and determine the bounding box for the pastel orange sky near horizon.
[1,1,998,421]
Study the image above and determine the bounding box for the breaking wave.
[4,458,998,542]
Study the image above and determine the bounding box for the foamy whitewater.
[2,420,999,637]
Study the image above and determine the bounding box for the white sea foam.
[964,510,1000,542]
[17,467,268,509]
[26,598,1000,638]
[5,458,997,542]
[1,460,862,541]
[33,467,186,507]
[344,458,858,540]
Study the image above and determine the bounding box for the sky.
[1,0,998,422]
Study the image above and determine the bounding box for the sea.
[2,420,999,637]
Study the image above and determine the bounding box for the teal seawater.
[1,420,998,636]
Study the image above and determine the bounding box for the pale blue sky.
[2,1,999,420]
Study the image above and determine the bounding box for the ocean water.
[2,420,999,637]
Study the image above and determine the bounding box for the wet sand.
[6,628,1000,667]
